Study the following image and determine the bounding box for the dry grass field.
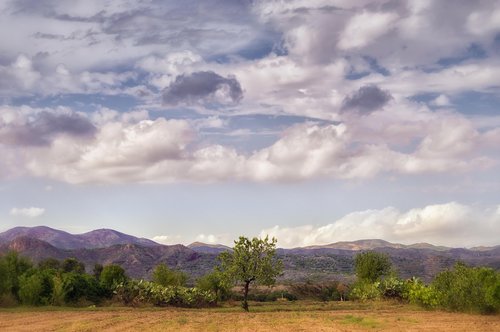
[0,301,498,332]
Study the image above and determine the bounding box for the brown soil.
[0,304,498,332]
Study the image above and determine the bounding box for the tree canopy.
[354,251,392,283]
[219,236,282,311]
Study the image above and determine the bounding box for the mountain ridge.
[0,226,159,250]
[1,226,499,282]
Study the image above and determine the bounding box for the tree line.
[1,237,499,314]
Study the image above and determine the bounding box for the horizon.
[1,224,498,250]
[1,1,500,249]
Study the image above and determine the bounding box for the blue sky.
[0,0,499,247]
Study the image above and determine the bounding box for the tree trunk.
[242,280,250,312]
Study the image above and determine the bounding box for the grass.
[0,301,498,331]
[340,314,382,329]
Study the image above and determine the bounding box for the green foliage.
[354,251,392,283]
[38,258,61,271]
[432,263,500,314]
[405,278,438,308]
[114,280,216,307]
[62,258,85,274]
[379,276,406,300]
[196,270,231,303]
[61,272,102,304]
[18,272,44,305]
[349,280,382,301]
[93,263,103,279]
[219,236,283,311]
[100,264,127,291]
[0,251,32,298]
[152,264,187,287]
[289,281,349,301]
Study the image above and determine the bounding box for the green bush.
[350,280,382,301]
[152,264,187,287]
[114,280,216,307]
[100,264,127,293]
[432,263,500,314]
[18,273,44,305]
[354,251,392,283]
[289,281,348,301]
[18,269,55,305]
[62,272,103,304]
[406,278,438,308]
[379,276,406,300]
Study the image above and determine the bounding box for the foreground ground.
[0,301,498,332]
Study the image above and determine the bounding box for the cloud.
[0,104,498,184]
[337,11,399,50]
[10,207,45,218]
[431,94,452,107]
[0,110,96,147]
[341,85,392,113]
[152,235,183,245]
[260,202,500,248]
[162,71,243,106]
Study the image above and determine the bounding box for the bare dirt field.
[0,301,498,332]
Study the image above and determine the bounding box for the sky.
[0,0,499,248]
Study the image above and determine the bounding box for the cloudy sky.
[1,0,499,248]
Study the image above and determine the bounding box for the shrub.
[152,264,187,287]
[379,276,406,300]
[432,263,500,314]
[114,280,216,308]
[18,273,44,305]
[100,264,127,293]
[350,280,382,301]
[354,251,392,283]
[406,278,438,308]
[289,281,348,301]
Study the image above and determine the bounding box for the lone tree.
[354,251,392,282]
[219,236,282,311]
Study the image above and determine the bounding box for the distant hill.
[188,242,231,254]
[302,239,450,251]
[0,226,499,282]
[0,226,159,249]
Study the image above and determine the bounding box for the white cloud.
[338,11,399,50]
[10,207,45,218]
[260,202,500,248]
[0,104,498,184]
[152,235,183,245]
[431,94,452,107]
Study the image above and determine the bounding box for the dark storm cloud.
[0,112,96,147]
[342,85,392,113]
[162,71,243,106]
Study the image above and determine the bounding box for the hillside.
[0,226,159,249]
[0,226,499,282]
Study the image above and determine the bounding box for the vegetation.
[152,264,188,287]
[196,270,231,304]
[219,236,283,311]
[0,246,498,315]
[354,251,392,282]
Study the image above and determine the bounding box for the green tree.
[0,251,32,298]
[93,263,103,280]
[432,262,500,314]
[18,272,44,305]
[219,236,282,311]
[62,258,85,274]
[100,264,127,291]
[152,264,187,287]
[38,258,61,271]
[196,270,230,304]
[354,251,392,283]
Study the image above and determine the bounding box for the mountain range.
[1,226,499,282]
